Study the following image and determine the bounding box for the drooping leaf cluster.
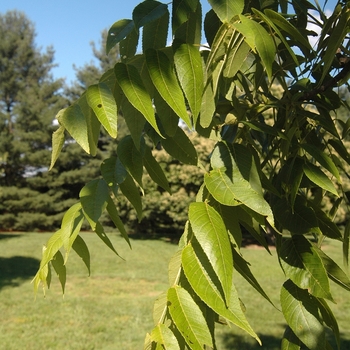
[34,1,350,349]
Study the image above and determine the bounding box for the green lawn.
[1,232,349,349]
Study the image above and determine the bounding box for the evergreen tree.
[0,10,66,230]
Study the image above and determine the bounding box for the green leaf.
[208,0,244,22]
[106,197,131,248]
[100,156,127,197]
[149,324,180,350]
[233,15,275,80]
[72,235,91,276]
[120,26,139,61]
[57,104,90,154]
[232,248,274,305]
[167,286,213,348]
[120,94,146,150]
[344,220,350,267]
[303,162,339,197]
[189,202,233,305]
[86,83,117,138]
[154,90,179,137]
[51,250,66,294]
[301,143,341,182]
[205,168,273,221]
[50,125,65,170]
[79,179,110,230]
[182,243,261,343]
[161,127,198,165]
[132,1,168,29]
[328,138,350,166]
[107,19,135,54]
[315,247,350,292]
[119,172,143,222]
[273,197,320,235]
[281,279,326,350]
[223,37,250,78]
[115,62,162,136]
[281,327,303,350]
[264,9,311,52]
[174,44,203,123]
[117,135,144,190]
[253,9,303,67]
[60,202,84,259]
[280,235,332,300]
[318,8,350,84]
[142,6,169,51]
[316,298,340,350]
[204,169,241,206]
[143,145,171,194]
[172,0,199,32]
[94,222,121,257]
[199,81,216,128]
[173,3,202,46]
[145,48,191,128]
[78,94,101,157]
[32,230,64,293]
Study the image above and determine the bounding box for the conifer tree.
[0,11,65,230]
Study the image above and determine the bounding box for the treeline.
[0,10,208,236]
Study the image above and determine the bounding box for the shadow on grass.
[0,233,22,240]
[0,256,40,289]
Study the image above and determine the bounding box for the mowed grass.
[0,232,349,349]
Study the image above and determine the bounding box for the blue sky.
[0,0,149,84]
[1,0,338,85]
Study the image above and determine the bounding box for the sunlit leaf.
[208,0,244,22]
[50,125,65,170]
[60,202,84,259]
[80,179,110,230]
[167,286,213,348]
[174,44,203,122]
[182,243,260,343]
[233,15,275,80]
[145,48,191,128]
[57,104,90,154]
[115,62,162,136]
[149,324,180,350]
[86,82,118,138]
[189,202,233,304]
[303,162,339,197]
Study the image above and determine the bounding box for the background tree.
[0,10,66,230]
[34,1,350,349]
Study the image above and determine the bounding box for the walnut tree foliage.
[34,0,350,348]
